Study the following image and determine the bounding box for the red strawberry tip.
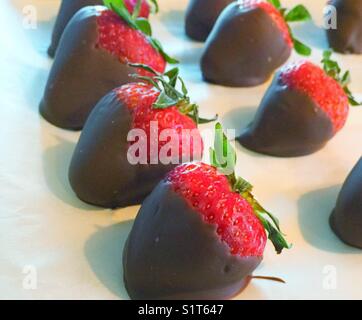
[103,0,178,64]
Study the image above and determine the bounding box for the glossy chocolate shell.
[330,158,362,248]
[238,74,335,157]
[185,0,234,42]
[48,0,102,57]
[40,6,134,130]
[201,2,291,87]
[123,181,262,299]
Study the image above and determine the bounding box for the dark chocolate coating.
[123,181,262,300]
[69,91,176,209]
[185,0,234,42]
[327,0,362,54]
[201,2,292,87]
[48,0,102,58]
[40,6,134,130]
[330,158,362,248]
[238,74,335,157]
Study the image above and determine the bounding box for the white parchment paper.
[1,0,361,299]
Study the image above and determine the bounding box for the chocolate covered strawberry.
[201,0,312,87]
[69,66,215,208]
[40,0,176,130]
[238,51,360,157]
[48,0,155,57]
[330,158,362,248]
[123,123,290,300]
[185,0,234,42]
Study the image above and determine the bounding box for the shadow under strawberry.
[330,157,362,249]
[297,185,356,254]
[84,221,134,299]
[42,137,102,211]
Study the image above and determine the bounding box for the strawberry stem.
[210,123,291,254]
[252,275,286,284]
[129,63,217,125]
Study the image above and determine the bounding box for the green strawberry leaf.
[129,64,217,125]
[345,87,361,106]
[267,0,282,9]
[293,37,312,56]
[212,122,236,175]
[255,212,292,254]
[147,0,159,13]
[149,38,179,64]
[153,91,179,109]
[284,4,311,22]
[321,50,361,106]
[132,0,142,18]
[198,114,218,124]
[341,71,350,86]
[164,67,179,87]
[129,62,159,75]
[104,0,137,28]
[135,18,152,36]
[210,123,291,254]
[177,75,188,96]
